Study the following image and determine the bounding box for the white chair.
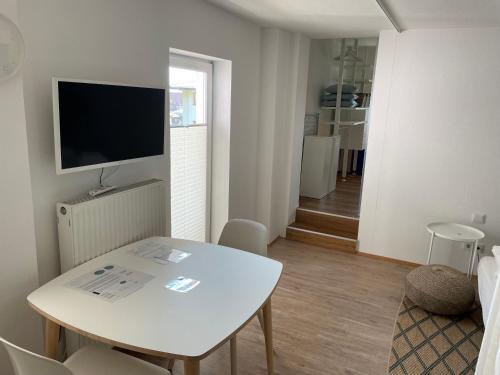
[218,218,268,257]
[218,218,268,332]
[169,219,270,375]
[0,337,168,375]
[219,219,269,375]
[218,218,269,327]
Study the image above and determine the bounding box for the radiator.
[56,178,167,355]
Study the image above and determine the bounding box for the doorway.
[286,38,378,252]
[169,55,213,242]
[300,38,377,219]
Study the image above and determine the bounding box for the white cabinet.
[339,121,368,150]
[300,135,341,199]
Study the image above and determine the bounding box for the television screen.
[54,79,165,174]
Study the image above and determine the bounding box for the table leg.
[184,358,200,375]
[427,232,436,264]
[257,309,265,336]
[167,358,175,372]
[467,240,478,280]
[230,336,237,375]
[45,319,60,359]
[263,300,274,375]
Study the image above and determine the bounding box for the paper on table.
[165,276,200,293]
[65,265,154,302]
[131,241,191,265]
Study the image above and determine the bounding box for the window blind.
[170,125,207,241]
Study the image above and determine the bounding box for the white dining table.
[27,237,283,375]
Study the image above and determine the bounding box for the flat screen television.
[53,78,166,174]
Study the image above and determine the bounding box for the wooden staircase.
[286,207,359,253]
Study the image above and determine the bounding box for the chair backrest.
[218,219,268,257]
[0,337,72,375]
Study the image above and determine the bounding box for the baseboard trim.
[357,251,421,269]
[275,239,473,274]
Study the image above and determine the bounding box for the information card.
[131,241,191,265]
[66,265,154,302]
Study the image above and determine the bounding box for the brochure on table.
[131,241,191,265]
[66,240,200,302]
[65,265,154,302]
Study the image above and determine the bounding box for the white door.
[169,55,212,242]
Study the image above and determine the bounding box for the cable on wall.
[98,166,120,187]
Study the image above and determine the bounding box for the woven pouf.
[405,265,475,315]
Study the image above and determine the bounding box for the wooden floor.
[164,238,411,375]
[299,175,362,218]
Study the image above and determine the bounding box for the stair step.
[286,225,358,253]
[295,208,359,239]
[290,222,356,239]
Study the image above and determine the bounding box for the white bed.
[476,246,500,375]
[478,254,498,324]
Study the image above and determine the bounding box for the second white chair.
[169,218,269,374]
[218,218,268,257]
[0,337,168,375]
[218,218,269,331]
[219,219,269,375]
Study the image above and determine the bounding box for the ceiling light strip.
[375,0,403,33]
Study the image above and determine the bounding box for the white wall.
[359,28,500,272]
[256,28,310,240]
[255,29,279,239]
[305,40,338,114]
[17,0,262,283]
[286,35,310,226]
[211,59,232,242]
[0,1,43,373]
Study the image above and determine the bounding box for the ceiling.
[207,0,392,38]
[386,0,500,30]
[207,0,500,38]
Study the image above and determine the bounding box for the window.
[169,55,212,241]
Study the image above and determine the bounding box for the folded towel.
[321,99,358,108]
[321,93,358,101]
[324,83,358,94]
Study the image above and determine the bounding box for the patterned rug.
[388,297,484,375]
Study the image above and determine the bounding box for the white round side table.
[426,222,485,280]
